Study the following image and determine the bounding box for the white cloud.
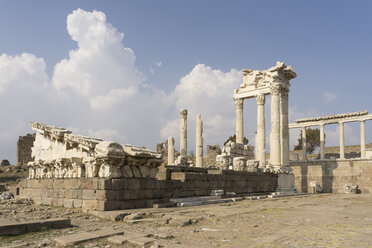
[52,8,144,110]
[323,91,337,103]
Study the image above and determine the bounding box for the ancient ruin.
[16,133,35,166]
[28,121,162,179]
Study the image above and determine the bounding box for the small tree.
[224,134,248,146]
[293,128,323,154]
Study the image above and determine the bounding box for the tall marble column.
[167,136,175,165]
[280,88,290,166]
[270,84,281,166]
[302,127,307,160]
[235,98,244,144]
[196,114,203,168]
[180,109,188,160]
[320,124,325,159]
[339,122,345,159]
[361,120,366,158]
[256,94,266,167]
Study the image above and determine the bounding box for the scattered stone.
[124,212,145,220]
[210,189,224,196]
[0,191,14,201]
[345,184,360,194]
[310,181,322,193]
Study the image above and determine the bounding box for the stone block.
[71,189,82,199]
[128,179,141,190]
[82,189,96,200]
[73,199,83,208]
[81,179,94,190]
[146,178,156,189]
[82,200,99,210]
[64,199,74,208]
[112,179,126,189]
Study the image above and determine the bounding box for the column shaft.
[270,85,281,166]
[302,127,307,160]
[167,137,175,165]
[235,99,244,144]
[180,109,188,159]
[256,94,266,167]
[361,121,366,158]
[339,122,345,159]
[196,114,203,167]
[320,124,325,159]
[280,89,290,166]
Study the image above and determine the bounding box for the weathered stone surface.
[54,228,123,246]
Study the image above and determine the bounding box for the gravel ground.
[1,193,372,247]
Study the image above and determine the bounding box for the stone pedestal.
[276,173,296,192]
[180,109,188,160]
[235,99,244,144]
[196,114,203,168]
[168,137,175,165]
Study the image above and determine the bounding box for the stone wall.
[289,159,372,193]
[15,171,277,211]
[16,133,35,166]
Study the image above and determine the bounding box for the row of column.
[301,120,367,160]
[167,109,204,167]
[235,84,290,168]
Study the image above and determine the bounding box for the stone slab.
[108,234,155,247]
[54,228,123,246]
[0,218,71,236]
[170,196,221,203]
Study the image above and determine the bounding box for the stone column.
[235,98,244,144]
[302,127,307,160]
[256,94,266,167]
[270,84,281,166]
[180,109,188,160]
[280,88,290,166]
[361,120,366,158]
[320,124,325,159]
[196,114,203,167]
[167,136,175,165]
[339,122,345,159]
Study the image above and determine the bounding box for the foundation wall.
[15,171,277,211]
[289,159,372,193]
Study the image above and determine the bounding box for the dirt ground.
[1,193,372,247]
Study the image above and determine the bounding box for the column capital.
[235,98,244,109]
[256,94,265,105]
[270,84,281,95]
[180,109,188,119]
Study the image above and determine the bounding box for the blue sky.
[0,1,371,163]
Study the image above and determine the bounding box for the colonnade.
[234,84,290,168]
[289,111,372,160]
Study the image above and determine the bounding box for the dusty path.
[1,193,372,247]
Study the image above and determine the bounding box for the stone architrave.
[167,137,175,165]
[235,99,244,144]
[270,84,281,166]
[195,114,203,168]
[179,109,188,160]
[256,94,266,167]
[280,87,290,166]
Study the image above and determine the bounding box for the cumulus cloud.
[161,64,242,150]
[52,8,144,109]
[323,91,337,103]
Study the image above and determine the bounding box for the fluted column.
[167,137,175,165]
[361,120,366,158]
[256,94,266,167]
[339,122,345,159]
[196,114,203,167]
[235,98,244,144]
[302,127,307,160]
[320,124,325,159]
[270,84,281,166]
[180,109,188,160]
[280,88,290,166]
